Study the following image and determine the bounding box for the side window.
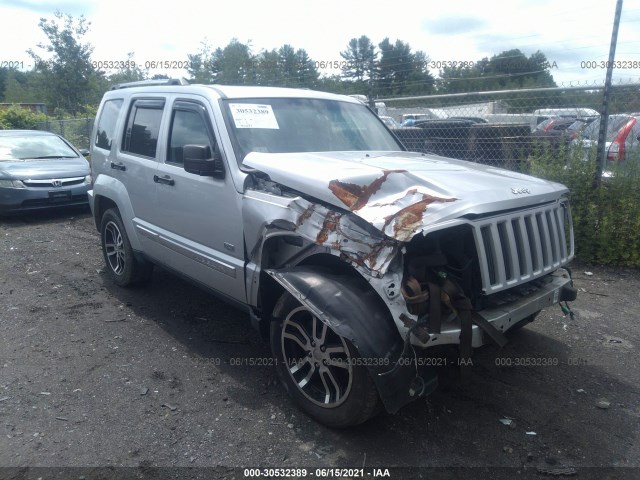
[95,99,123,150]
[167,103,213,165]
[122,99,165,158]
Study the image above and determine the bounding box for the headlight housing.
[0,179,26,188]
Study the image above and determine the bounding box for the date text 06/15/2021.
[243,468,392,478]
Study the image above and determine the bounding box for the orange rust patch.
[328,169,406,211]
[316,211,342,245]
[384,194,457,240]
[296,204,315,227]
[338,238,394,272]
[360,239,395,270]
[391,201,429,238]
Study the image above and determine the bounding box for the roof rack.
[110,78,190,90]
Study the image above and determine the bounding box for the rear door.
[113,97,166,230]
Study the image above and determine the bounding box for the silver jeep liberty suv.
[89,79,576,427]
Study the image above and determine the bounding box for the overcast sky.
[1,0,639,91]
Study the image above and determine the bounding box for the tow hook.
[559,284,578,302]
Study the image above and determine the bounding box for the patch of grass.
[525,143,640,267]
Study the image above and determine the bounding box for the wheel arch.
[254,250,359,337]
[93,195,118,230]
[266,265,438,413]
[92,177,141,251]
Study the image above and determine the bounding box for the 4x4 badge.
[511,187,531,194]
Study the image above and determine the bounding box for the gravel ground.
[0,208,639,480]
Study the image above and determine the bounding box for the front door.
[142,96,246,302]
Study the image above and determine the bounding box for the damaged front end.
[242,181,442,413]
[242,151,576,414]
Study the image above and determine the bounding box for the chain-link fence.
[36,117,94,151]
[31,82,640,170]
[381,81,640,172]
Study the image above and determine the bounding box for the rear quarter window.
[95,99,123,150]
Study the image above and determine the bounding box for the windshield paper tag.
[229,104,279,129]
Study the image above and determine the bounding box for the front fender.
[267,266,438,414]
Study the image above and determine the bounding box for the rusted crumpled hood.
[243,151,569,242]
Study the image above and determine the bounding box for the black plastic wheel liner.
[267,266,438,414]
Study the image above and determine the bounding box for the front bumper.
[0,184,89,214]
[412,269,573,348]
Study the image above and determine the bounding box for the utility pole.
[594,0,623,188]
[368,51,376,113]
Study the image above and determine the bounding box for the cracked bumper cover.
[416,269,575,348]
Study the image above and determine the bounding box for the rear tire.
[270,292,381,428]
[100,208,153,287]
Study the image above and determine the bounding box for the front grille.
[22,177,86,188]
[473,200,574,294]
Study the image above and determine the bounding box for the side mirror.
[183,144,225,179]
[79,149,90,157]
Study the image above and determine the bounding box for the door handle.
[153,174,175,186]
[110,162,126,171]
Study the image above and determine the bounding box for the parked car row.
[384,111,640,170]
[530,117,591,147]
[574,114,640,163]
[390,118,533,167]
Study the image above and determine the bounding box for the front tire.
[270,292,381,428]
[100,208,153,287]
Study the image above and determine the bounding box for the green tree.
[189,40,319,88]
[27,11,105,115]
[210,39,256,85]
[0,105,47,129]
[0,68,9,102]
[295,49,319,88]
[255,48,281,86]
[316,74,362,95]
[438,49,556,93]
[2,70,41,103]
[274,45,319,88]
[377,38,434,96]
[490,49,555,88]
[340,35,377,83]
[278,44,298,86]
[408,50,436,94]
[187,40,216,84]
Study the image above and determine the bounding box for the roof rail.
[110,78,190,90]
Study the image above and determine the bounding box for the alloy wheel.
[104,221,126,275]
[280,306,353,408]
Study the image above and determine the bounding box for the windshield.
[567,120,586,131]
[0,134,79,161]
[534,119,554,132]
[222,98,402,161]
